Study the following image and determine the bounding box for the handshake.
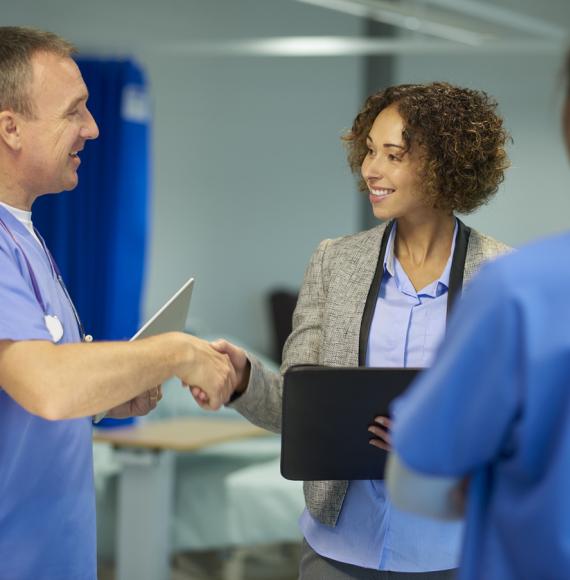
[105,335,249,420]
[178,336,250,411]
[100,333,250,420]
[110,334,250,419]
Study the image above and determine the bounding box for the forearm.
[0,333,190,420]
[229,353,283,432]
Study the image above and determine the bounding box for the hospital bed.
[93,347,304,578]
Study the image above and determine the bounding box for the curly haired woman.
[201,82,512,580]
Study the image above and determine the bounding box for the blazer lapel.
[323,224,388,367]
[358,221,394,365]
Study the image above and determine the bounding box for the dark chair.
[268,289,299,364]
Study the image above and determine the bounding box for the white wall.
[146,51,364,354]
[396,51,570,247]
[5,0,364,355]
[6,0,570,354]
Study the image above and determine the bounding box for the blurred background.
[4,1,570,578]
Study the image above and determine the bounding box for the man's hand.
[106,385,163,418]
[368,416,392,452]
[187,339,250,409]
[175,335,237,410]
[210,339,250,392]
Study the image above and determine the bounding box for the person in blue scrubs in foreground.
[0,27,236,580]
[385,53,570,580]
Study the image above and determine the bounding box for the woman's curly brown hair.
[343,82,511,214]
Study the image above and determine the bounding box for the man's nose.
[82,109,99,141]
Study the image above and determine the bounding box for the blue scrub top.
[0,206,96,580]
[391,232,570,580]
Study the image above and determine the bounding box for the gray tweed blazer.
[230,221,510,526]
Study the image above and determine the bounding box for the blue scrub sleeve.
[391,259,523,477]
[0,243,52,342]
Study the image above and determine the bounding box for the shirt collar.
[0,201,40,245]
[383,222,398,278]
[437,220,458,292]
[0,200,32,224]
[383,219,458,295]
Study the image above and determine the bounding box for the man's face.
[18,51,99,198]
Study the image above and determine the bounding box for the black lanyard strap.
[359,221,395,366]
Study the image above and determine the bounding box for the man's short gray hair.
[0,27,76,118]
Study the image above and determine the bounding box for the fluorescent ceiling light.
[422,0,567,39]
[296,0,568,45]
[298,0,486,44]
[156,36,563,57]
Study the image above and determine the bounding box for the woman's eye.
[388,154,400,162]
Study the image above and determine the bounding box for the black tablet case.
[281,366,419,481]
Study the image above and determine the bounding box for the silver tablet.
[93,278,195,423]
[131,277,195,341]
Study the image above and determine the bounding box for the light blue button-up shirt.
[300,221,463,572]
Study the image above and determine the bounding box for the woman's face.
[361,105,430,222]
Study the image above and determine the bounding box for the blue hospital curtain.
[34,58,150,342]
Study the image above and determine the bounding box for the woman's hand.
[368,415,392,452]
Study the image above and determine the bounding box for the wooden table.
[94,417,268,580]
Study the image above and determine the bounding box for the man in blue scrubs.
[386,56,570,580]
[0,27,236,579]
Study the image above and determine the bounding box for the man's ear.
[0,111,23,151]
